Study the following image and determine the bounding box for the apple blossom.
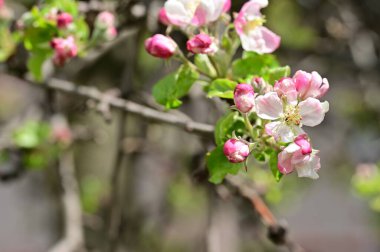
[278,134,321,179]
[50,36,78,66]
[234,0,280,54]
[96,11,116,28]
[293,70,329,100]
[145,34,177,59]
[186,34,218,54]
[164,0,231,27]
[223,138,250,163]
[234,84,255,113]
[256,92,329,142]
[56,12,73,28]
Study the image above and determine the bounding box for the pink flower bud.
[96,11,116,28]
[186,33,217,54]
[145,34,177,59]
[234,84,255,113]
[274,77,298,103]
[293,70,329,100]
[223,139,250,163]
[252,77,272,94]
[158,7,171,26]
[57,12,73,28]
[50,36,78,66]
[294,134,312,155]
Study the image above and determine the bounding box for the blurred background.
[1,0,380,251]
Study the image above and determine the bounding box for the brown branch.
[27,78,214,135]
[49,150,86,252]
[225,175,305,252]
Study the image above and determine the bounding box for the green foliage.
[206,146,244,184]
[232,52,279,80]
[13,121,51,149]
[214,111,245,146]
[194,54,217,78]
[207,78,237,99]
[268,150,283,182]
[261,66,291,85]
[152,64,199,109]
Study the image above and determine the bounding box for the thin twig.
[28,78,215,135]
[225,175,305,252]
[49,150,86,252]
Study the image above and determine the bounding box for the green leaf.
[269,150,283,182]
[152,64,199,109]
[194,54,217,78]
[13,121,51,149]
[27,52,51,82]
[261,66,291,85]
[214,112,245,146]
[207,79,237,99]
[232,52,279,80]
[206,146,243,184]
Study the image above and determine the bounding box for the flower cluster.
[145,0,330,181]
[50,36,78,66]
[226,71,329,179]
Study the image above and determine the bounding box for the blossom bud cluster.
[94,11,118,42]
[225,70,330,179]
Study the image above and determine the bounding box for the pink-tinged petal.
[222,0,231,12]
[265,122,297,143]
[299,98,328,127]
[187,33,217,54]
[239,27,281,54]
[158,8,171,26]
[164,0,195,27]
[257,26,281,54]
[278,148,296,174]
[295,154,320,179]
[294,134,312,155]
[234,84,255,113]
[293,70,330,99]
[255,92,283,120]
[318,78,330,98]
[274,77,298,104]
[192,4,208,26]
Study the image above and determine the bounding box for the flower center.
[243,17,265,34]
[284,105,302,126]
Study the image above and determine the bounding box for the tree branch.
[49,150,86,252]
[27,78,214,135]
[225,175,305,252]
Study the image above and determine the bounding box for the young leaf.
[207,79,237,99]
[269,150,283,182]
[232,52,279,80]
[152,64,199,109]
[214,111,245,146]
[206,146,243,184]
[261,66,291,85]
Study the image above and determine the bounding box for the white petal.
[265,121,296,143]
[296,154,320,179]
[284,143,301,153]
[255,92,283,120]
[299,97,327,127]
